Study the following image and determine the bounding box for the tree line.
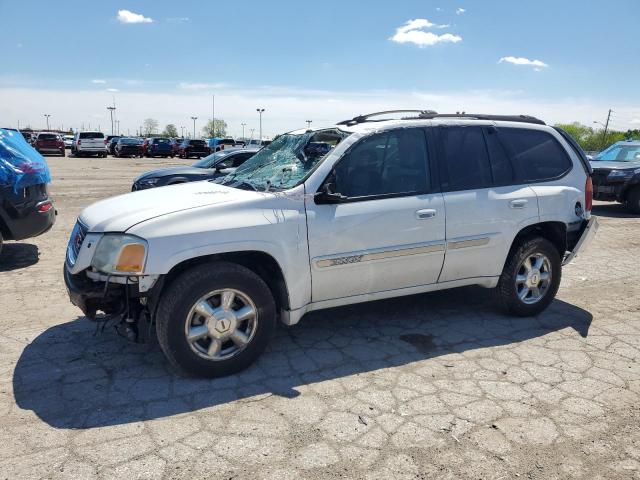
[555,122,640,152]
[141,118,228,138]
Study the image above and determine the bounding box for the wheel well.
[163,251,290,311]
[508,221,567,262]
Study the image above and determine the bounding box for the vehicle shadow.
[13,286,592,430]
[0,243,39,272]
[592,203,638,219]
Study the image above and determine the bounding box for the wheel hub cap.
[515,253,552,305]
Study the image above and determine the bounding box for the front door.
[305,128,446,302]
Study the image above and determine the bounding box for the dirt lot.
[1,154,639,479]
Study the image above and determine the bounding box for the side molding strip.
[316,243,445,268]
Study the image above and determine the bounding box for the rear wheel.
[156,262,276,377]
[60,149,65,157]
[626,187,640,214]
[496,237,561,317]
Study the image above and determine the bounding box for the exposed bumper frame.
[562,217,599,266]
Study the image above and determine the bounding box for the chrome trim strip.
[447,237,490,250]
[315,243,445,268]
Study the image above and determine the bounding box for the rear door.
[437,125,539,282]
[305,127,446,302]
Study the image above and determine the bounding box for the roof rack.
[337,111,545,126]
[336,110,438,126]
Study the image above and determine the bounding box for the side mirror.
[315,182,347,204]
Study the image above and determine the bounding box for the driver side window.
[332,129,430,199]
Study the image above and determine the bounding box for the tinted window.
[38,134,57,140]
[190,140,206,146]
[484,128,514,185]
[154,138,170,144]
[333,129,429,198]
[441,126,492,191]
[499,128,571,181]
[79,132,104,139]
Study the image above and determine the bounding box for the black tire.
[60,149,65,157]
[0,230,3,257]
[496,236,561,317]
[626,187,640,214]
[156,261,276,377]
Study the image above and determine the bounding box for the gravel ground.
[1,154,639,480]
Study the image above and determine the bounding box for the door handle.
[509,199,528,209]
[416,209,437,219]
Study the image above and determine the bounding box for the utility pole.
[107,106,116,134]
[306,120,312,129]
[44,114,51,130]
[212,94,215,136]
[191,116,198,139]
[601,109,612,149]
[181,126,185,138]
[250,128,255,141]
[256,108,265,143]
[116,120,120,135]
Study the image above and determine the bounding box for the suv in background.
[63,135,74,149]
[64,111,597,378]
[142,138,174,158]
[72,132,106,157]
[207,137,237,152]
[34,132,65,156]
[178,139,210,158]
[589,139,640,213]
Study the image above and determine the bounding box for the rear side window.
[441,126,492,191]
[79,132,104,139]
[484,128,514,185]
[38,134,57,140]
[191,140,206,146]
[498,128,571,182]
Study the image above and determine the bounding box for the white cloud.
[116,9,153,24]
[631,118,640,125]
[179,82,230,90]
[499,56,549,70]
[106,88,119,92]
[456,8,466,14]
[91,79,107,84]
[390,19,461,47]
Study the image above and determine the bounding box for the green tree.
[163,124,179,137]
[555,122,629,152]
[202,118,228,138]
[143,118,159,136]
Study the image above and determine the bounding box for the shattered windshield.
[219,129,348,191]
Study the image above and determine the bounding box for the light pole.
[306,120,312,129]
[107,106,116,134]
[44,114,51,131]
[241,122,246,141]
[116,120,120,135]
[181,126,185,138]
[256,108,265,143]
[191,116,198,139]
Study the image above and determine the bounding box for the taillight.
[37,201,53,213]
[585,176,593,212]
[77,140,81,145]
[104,139,108,145]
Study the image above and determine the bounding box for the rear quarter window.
[498,128,571,182]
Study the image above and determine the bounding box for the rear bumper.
[2,199,56,241]
[562,217,598,265]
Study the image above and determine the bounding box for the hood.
[135,166,208,181]
[590,160,640,170]
[80,181,260,232]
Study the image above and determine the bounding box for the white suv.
[64,111,598,377]
[72,131,106,157]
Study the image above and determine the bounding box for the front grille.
[591,169,612,186]
[66,220,88,267]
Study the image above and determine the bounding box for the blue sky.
[1,0,639,136]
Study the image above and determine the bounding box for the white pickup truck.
[64,111,597,377]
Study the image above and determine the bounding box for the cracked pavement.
[1,156,639,479]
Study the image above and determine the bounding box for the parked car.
[20,131,35,145]
[34,132,65,156]
[64,111,597,378]
[142,138,174,158]
[114,137,144,158]
[171,138,183,157]
[589,139,640,213]
[105,136,121,155]
[207,137,237,152]
[63,135,74,149]
[247,139,271,148]
[178,139,210,158]
[132,147,259,190]
[72,132,106,157]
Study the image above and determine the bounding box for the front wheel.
[496,237,561,317]
[626,187,640,214]
[156,262,276,377]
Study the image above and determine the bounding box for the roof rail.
[336,111,546,126]
[336,110,438,126]
[418,113,546,125]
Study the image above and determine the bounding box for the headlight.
[138,177,159,185]
[608,169,634,179]
[91,234,148,275]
